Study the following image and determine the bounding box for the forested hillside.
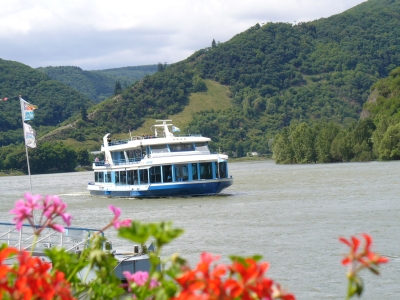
[71,0,400,156]
[0,59,94,147]
[272,66,400,163]
[38,65,157,103]
[185,0,400,155]
[92,65,158,88]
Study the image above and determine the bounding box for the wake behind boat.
[87,120,233,198]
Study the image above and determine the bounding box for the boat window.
[169,143,195,152]
[218,161,227,178]
[150,144,169,153]
[191,163,199,180]
[199,162,213,179]
[95,172,104,182]
[174,164,189,181]
[162,165,173,182]
[112,151,125,165]
[127,150,142,162]
[139,169,149,184]
[150,166,162,183]
[195,142,209,152]
[115,171,120,184]
[120,171,127,184]
[105,172,112,183]
[127,170,138,185]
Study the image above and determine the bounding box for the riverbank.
[0,170,24,176]
[229,156,272,163]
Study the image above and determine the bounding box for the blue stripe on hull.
[89,179,232,198]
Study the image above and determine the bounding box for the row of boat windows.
[111,142,209,163]
[149,142,208,153]
[94,161,228,184]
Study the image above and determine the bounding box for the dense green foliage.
[92,65,157,87]
[363,66,400,160]
[0,142,91,174]
[88,63,201,133]
[37,66,115,102]
[39,65,157,103]
[272,120,375,163]
[183,0,400,155]
[0,59,94,147]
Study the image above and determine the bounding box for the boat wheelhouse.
[87,120,233,198]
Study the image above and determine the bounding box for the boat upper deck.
[103,133,204,148]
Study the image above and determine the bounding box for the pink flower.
[108,205,121,219]
[10,193,72,233]
[114,219,132,229]
[41,195,72,232]
[50,223,66,233]
[108,205,131,229]
[10,193,42,230]
[123,271,159,290]
[62,213,72,227]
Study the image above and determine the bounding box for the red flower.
[173,252,295,300]
[339,234,388,271]
[0,246,75,300]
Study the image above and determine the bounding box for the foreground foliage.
[0,193,389,299]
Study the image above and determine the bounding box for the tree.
[76,148,90,166]
[114,81,122,95]
[330,130,354,162]
[315,122,340,163]
[378,123,400,160]
[291,122,316,163]
[272,128,294,164]
[211,39,217,48]
[157,62,164,72]
[80,106,88,122]
[235,142,244,157]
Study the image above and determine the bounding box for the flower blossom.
[9,193,41,230]
[9,193,72,234]
[339,233,389,299]
[123,271,159,292]
[339,233,389,271]
[173,252,295,300]
[108,205,132,229]
[0,247,75,299]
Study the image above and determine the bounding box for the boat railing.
[101,133,203,147]
[174,134,202,137]
[93,158,141,167]
[0,222,103,253]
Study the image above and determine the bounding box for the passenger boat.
[87,120,233,198]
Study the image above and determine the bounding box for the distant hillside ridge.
[92,65,158,88]
[38,65,158,102]
[0,59,94,146]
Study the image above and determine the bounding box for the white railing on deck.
[0,222,103,253]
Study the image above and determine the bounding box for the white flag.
[23,123,36,148]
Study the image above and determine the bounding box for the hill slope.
[38,65,157,103]
[0,59,94,146]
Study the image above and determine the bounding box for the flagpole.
[25,146,33,193]
[19,96,33,194]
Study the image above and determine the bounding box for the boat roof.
[102,120,210,151]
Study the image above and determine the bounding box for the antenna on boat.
[154,120,173,138]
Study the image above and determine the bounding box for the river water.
[0,160,399,299]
